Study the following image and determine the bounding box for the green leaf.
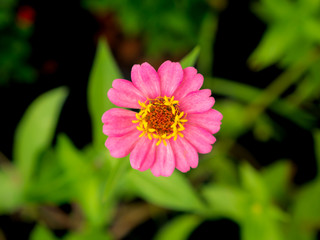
[127,170,205,212]
[0,167,23,213]
[87,38,122,149]
[56,134,105,227]
[13,87,68,183]
[24,149,73,204]
[102,154,130,204]
[197,12,218,75]
[286,180,320,240]
[253,0,293,22]
[241,205,285,240]
[261,160,292,202]
[298,0,320,15]
[240,162,269,202]
[57,134,92,180]
[248,24,296,70]
[180,46,200,69]
[154,214,202,240]
[287,226,317,240]
[239,162,287,240]
[30,224,57,240]
[289,67,320,105]
[292,181,320,227]
[201,184,247,221]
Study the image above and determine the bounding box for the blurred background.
[0,0,320,239]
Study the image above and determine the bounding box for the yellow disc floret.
[132,96,187,146]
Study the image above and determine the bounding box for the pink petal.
[170,137,198,173]
[131,62,161,99]
[105,130,140,158]
[173,67,204,100]
[158,60,183,97]
[102,108,137,137]
[130,138,156,171]
[183,124,216,154]
[108,79,146,108]
[179,89,215,114]
[187,109,223,134]
[150,141,175,177]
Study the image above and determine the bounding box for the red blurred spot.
[16,6,36,28]
[42,60,58,74]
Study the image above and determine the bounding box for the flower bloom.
[102,61,222,177]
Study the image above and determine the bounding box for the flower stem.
[102,157,129,203]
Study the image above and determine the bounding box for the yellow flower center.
[132,96,187,146]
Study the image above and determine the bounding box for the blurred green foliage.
[250,0,320,69]
[1,0,320,239]
[83,0,210,54]
[82,0,219,75]
[0,0,36,84]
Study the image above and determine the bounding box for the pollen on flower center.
[132,96,187,146]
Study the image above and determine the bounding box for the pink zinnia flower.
[102,61,222,177]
